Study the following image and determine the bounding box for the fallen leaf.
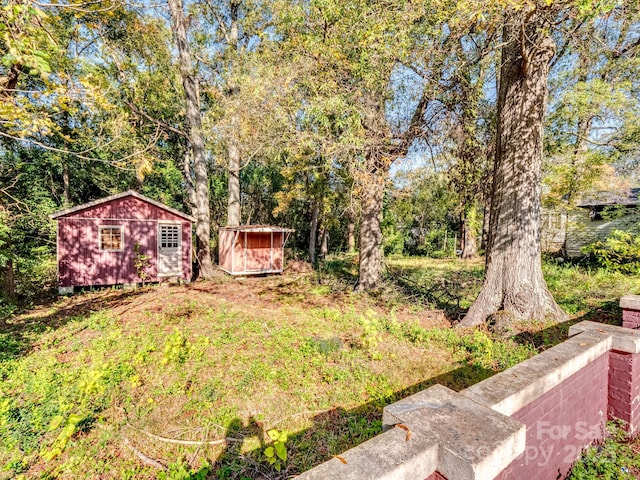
[395,423,412,441]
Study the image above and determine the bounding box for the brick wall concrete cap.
[620,295,640,311]
[569,320,640,353]
[295,425,439,480]
[382,385,526,480]
[462,330,611,416]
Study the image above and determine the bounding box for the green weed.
[567,421,640,480]
[264,429,288,472]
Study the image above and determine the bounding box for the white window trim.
[158,223,181,251]
[157,222,183,277]
[99,225,124,252]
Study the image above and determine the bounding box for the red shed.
[218,226,293,275]
[50,190,194,294]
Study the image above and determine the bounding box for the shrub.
[582,229,640,273]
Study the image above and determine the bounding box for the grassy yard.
[1,257,639,479]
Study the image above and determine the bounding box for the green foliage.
[0,312,140,474]
[582,229,640,273]
[2,257,639,476]
[157,460,211,480]
[383,170,460,257]
[357,310,383,359]
[567,421,640,480]
[133,242,151,285]
[263,429,288,472]
[162,328,191,365]
[41,412,84,461]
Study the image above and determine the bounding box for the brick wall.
[494,353,609,480]
[609,350,640,433]
[623,310,640,329]
[621,294,640,329]
[425,473,447,480]
[298,317,640,480]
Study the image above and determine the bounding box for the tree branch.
[124,100,188,139]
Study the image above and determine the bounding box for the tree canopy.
[1,0,639,323]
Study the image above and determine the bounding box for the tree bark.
[227,134,241,225]
[168,0,214,278]
[319,226,328,258]
[182,151,198,215]
[0,63,21,100]
[309,201,319,264]
[480,200,490,252]
[226,1,241,226]
[1,258,15,303]
[460,209,478,259]
[460,9,566,327]
[62,160,70,206]
[347,208,356,253]
[356,156,386,291]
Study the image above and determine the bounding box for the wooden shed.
[218,226,293,275]
[50,190,194,294]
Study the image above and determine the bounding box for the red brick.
[622,309,640,329]
[425,472,447,480]
[494,354,608,480]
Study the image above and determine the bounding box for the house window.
[100,226,123,251]
[159,225,180,250]
[549,213,562,230]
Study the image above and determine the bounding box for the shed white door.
[158,224,182,276]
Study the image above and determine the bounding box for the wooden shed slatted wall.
[218,227,290,275]
[52,191,193,292]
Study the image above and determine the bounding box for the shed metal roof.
[49,190,195,222]
[219,225,295,233]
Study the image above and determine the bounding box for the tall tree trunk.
[183,151,198,214]
[226,0,242,226]
[62,160,70,206]
[356,158,386,291]
[309,201,319,264]
[0,63,21,100]
[168,0,214,278]
[480,200,490,252]
[227,132,241,225]
[460,9,566,327]
[347,208,356,253]
[2,258,15,303]
[460,208,478,259]
[319,226,328,258]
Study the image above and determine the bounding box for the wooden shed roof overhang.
[220,225,294,247]
[219,225,295,233]
[49,190,195,222]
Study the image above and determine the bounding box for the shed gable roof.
[49,190,195,222]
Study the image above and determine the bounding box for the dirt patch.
[11,274,447,342]
[285,260,313,274]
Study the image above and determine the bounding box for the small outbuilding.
[218,225,294,275]
[50,190,194,294]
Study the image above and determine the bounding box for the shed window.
[160,225,180,250]
[100,226,123,251]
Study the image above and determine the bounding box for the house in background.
[541,188,640,257]
[50,191,193,294]
[218,225,294,275]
